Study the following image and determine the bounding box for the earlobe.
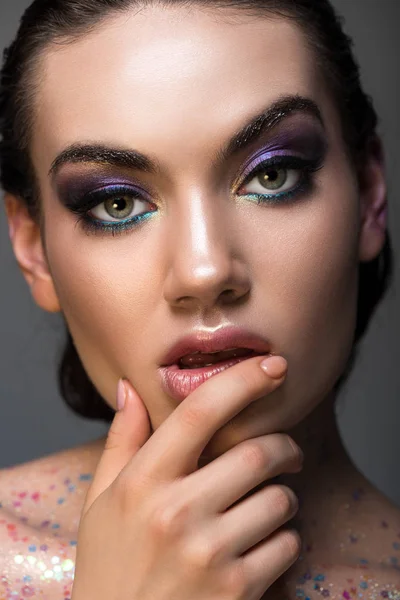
[358,136,388,264]
[4,194,61,313]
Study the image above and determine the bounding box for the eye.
[239,166,302,196]
[88,193,149,222]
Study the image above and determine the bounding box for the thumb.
[82,379,152,516]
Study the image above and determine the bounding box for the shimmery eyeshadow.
[239,123,327,181]
[55,173,150,212]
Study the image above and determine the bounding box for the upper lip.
[159,326,271,367]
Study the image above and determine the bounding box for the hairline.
[15,1,357,221]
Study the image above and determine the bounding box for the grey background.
[0,1,399,501]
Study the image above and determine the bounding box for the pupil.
[257,167,287,190]
[264,170,278,182]
[113,198,126,211]
[105,195,133,219]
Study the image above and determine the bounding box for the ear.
[4,194,61,313]
[358,136,388,263]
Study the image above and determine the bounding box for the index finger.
[125,355,287,482]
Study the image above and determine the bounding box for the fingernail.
[117,379,127,411]
[260,356,287,379]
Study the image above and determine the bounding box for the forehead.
[32,6,330,167]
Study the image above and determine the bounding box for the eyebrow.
[217,94,324,162]
[48,94,324,178]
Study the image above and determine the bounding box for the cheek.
[42,165,360,411]
[256,178,360,415]
[276,201,359,334]
[44,218,162,399]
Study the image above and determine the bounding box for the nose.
[163,194,251,311]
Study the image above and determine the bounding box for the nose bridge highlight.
[163,193,250,307]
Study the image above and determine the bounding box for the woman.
[0,0,398,597]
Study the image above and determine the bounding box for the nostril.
[221,289,235,297]
[220,289,242,302]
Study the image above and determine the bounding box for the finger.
[183,433,302,513]
[216,484,298,557]
[125,355,287,482]
[239,528,301,598]
[82,379,151,516]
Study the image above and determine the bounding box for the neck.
[279,389,366,515]
[286,390,351,477]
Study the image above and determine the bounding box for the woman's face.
[24,6,378,456]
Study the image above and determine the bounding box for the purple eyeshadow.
[240,125,327,181]
[54,121,327,211]
[55,173,149,209]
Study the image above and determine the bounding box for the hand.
[71,355,302,600]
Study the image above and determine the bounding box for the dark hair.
[0,0,393,422]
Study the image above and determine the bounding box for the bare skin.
[1,391,399,598]
[2,5,398,598]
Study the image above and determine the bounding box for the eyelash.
[71,186,155,236]
[71,155,323,236]
[237,155,322,205]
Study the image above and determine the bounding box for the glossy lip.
[159,326,272,367]
[159,356,260,403]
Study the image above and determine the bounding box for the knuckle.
[110,471,134,508]
[112,467,154,505]
[110,470,151,516]
[239,441,267,473]
[180,401,209,429]
[150,500,191,539]
[280,529,302,560]
[185,534,224,570]
[270,485,297,518]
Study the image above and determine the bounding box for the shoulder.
[284,561,400,598]
[0,435,106,480]
[0,504,76,598]
[277,478,400,598]
[286,483,400,595]
[0,435,105,503]
[0,438,105,598]
[0,436,106,537]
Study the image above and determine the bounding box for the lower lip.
[159,355,258,402]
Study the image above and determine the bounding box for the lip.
[159,326,272,367]
[159,354,265,402]
[158,326,271,402]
